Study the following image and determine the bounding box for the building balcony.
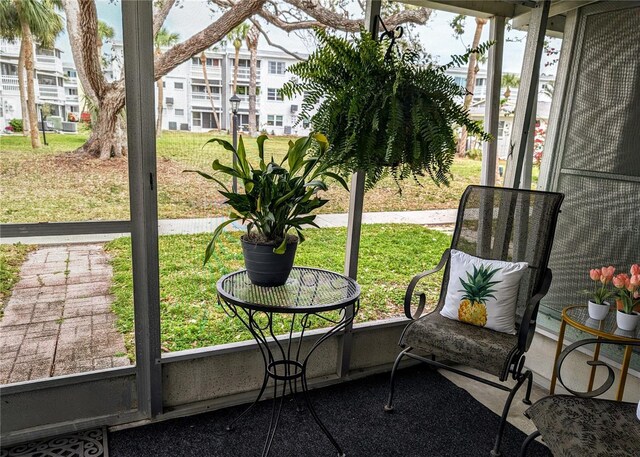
[1,75,19,93]
[38,85,64,100]
[233,67,261,80]
[36,55,63,73]
[190,67,222,81]
[0,42,20,56]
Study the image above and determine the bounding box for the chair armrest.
[404,249,450,320]
[518,268,552,352]
[556,338,640,398]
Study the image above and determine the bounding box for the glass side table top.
[564,305,640,340]
[217,267,360,313]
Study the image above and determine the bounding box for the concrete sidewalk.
[1,209,458,245]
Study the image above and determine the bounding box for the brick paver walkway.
[0,244,130,384]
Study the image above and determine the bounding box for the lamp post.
[229,94,241,193]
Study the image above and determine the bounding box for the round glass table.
[549,305,640,400]
[216,267,360,457]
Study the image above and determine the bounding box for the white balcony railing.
[1,76,19,93]
[191,93,221,101]
[234,68,261,80]
[0,43,21,56]
[39,85,63,98]
[190,67,222,79]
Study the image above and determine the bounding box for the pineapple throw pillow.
[440,249,528,334]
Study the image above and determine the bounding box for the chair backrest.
[438,186,564,324]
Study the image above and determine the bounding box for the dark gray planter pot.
[241,236,298,287]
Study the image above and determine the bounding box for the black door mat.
[0,427,107,457]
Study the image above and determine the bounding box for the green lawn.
[0,243,36,315]
[0,131,511,223]
[106,224,451,359]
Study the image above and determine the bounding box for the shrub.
[467,148,483,161]
[9,118,23,132]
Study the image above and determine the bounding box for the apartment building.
[109,44,311,136]
[0,40,79,129]
[446,66,556,158]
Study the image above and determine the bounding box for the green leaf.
[204,218,239,265]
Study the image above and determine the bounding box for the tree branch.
[257,7,323,32]
[153,0,177,37]
[249,18,305,60]
[268,0,432,33]
[154,0,266,79]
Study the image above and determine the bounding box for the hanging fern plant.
[281,28,492,189]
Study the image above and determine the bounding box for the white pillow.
[440,249,528,334]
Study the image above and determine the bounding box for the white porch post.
[338,0,382,378]
[122,0,163,417]
[503,0,550,188]
[481,16,505,187]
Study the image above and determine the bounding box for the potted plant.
[187,133,347,287]
[280,28,492,189]
[584,266,615,320]
[613,264,640,331]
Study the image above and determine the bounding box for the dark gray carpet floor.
[109,365,551,457]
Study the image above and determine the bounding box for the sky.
[55,1,560,76]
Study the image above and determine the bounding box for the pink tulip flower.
[631,274,640,288]
[613,273,629,289]
[589,269,601,281]
[600,266,615,284]
[631,264,640,276]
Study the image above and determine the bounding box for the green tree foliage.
[281,29,491,189]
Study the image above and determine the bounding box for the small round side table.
[549,305,639,401]
[216,267,360,457]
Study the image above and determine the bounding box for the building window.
[268,61,286,75]
[180,123,189,131]
[267,115,283,127]
[192,112,201,127]
[267,88,283,101]
[192,85,220,94]
[168,121,177,130]
[498,120,506,138]
[453,76,466,88]
[302,119,310,129]
[175,109,184,116]
[174,82,184,89]
[67,88,78,96]
[66,69,77,78]
[37,74,56,85]
[476,78,485,87]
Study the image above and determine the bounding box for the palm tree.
[154,27,179,137]
[0,0,64,148]
[456,16,488,157]
[200,50,221,132]
[501,73,520,99]
[228,22,249,94]
[245,24,259,136]
[97,20,114,67]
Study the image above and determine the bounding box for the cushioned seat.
[525,395,640,457]
[401,311,518,379]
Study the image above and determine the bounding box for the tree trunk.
[456,17,488,157]
[81,90,126,159]
[67,0,265,158]
[246,26,258,136]
[232,45,240,94]
[200,52,221,130]
[17,43,29,135]
[156,78,163,137]
[20,19,41,148]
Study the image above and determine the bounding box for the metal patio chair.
[520,338,640,457]
[384,185,564,456]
